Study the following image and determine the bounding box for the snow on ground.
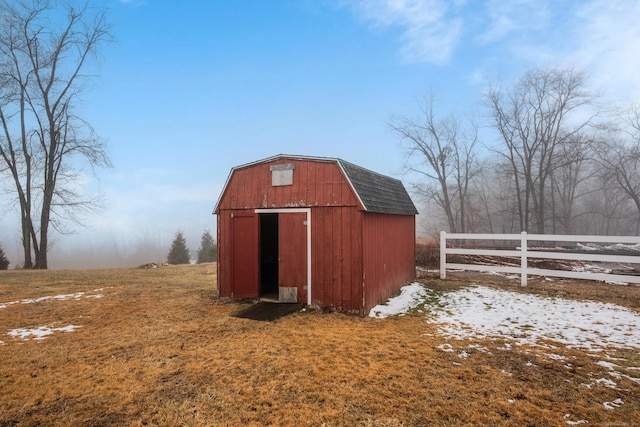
[370,283,640,351]
[7,324,82,341]
[0,288,107,309]
[427,286,640,350]
[368,282,427,318]
[369,282,640,423]
[576,243,640,252]
[1,288,108,343]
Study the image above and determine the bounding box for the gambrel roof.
[214,154,418,215]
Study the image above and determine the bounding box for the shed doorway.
[257,209,310,304]
[259,213,279,299]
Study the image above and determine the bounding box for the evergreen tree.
[167,231,190,265]
[0,244,9,270]
[197,230,217,263]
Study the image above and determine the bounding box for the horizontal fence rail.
[440,232,640,286]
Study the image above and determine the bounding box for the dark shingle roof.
[337,159,418,215]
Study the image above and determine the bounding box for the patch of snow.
[597,361,618,370]
[564,414,588,424]
[0,288,108,310]
[572,264,611,274]
[565,418,589,425]
[425,286,640,350]
[22,291,86,304]
[577,242,640,252]
[595,378,617,389]
[606,243,640,252]
[576,243,598,251]
[7,324,81,341]
[0,301,18,309]
[603,398,623,410]
[368,282,427,318]
[605,280,629,285]
[546,353,567,361]
[468,344,490,353]
[437,343,454,353]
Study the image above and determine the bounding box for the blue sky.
[2,0,640,268]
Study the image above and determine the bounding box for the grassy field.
[1,264,639,426]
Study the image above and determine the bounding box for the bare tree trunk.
[0,1,112,268]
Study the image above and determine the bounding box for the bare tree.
[576,170,631,235]
[485,67,598,233]
[548,132,597,234]
[594,102,640,234]
[390,95,479,232]
[597,142,640,233]
[0,0,111,268]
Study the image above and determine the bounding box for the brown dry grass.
[1,264,639,426]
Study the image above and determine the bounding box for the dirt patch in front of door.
[233,302,303,321]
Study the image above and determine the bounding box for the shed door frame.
[255,208,311,305]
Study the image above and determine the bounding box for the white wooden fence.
[439,232,640,286]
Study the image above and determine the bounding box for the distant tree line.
[393,66,640,236]
[166,230,217,265]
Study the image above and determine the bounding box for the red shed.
[214,154,418,315]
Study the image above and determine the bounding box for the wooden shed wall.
[216,206,365,310]
[216,159,361,211]
[310,207,363,313]
[362,213,416,311]
[216,157,416,314]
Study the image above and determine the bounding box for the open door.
[278,212,308,303]
[259,213,278,298]
[231,213,259,298]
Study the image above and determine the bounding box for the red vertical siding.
[217,210,230,297]
[230,213,259,297]
[362,213,416,312]
[216,157,415,314]
[309,207,363,313]
[278,212,308,303]
[216,158,360,210]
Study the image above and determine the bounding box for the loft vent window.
[270,163,295,186]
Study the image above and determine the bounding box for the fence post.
[440,231,446,280]
[520,231,527,287]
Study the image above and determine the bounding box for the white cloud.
[568,0,640,101]
[343,0,464,64]
[345,0,640,101]
[476,0,551,45]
